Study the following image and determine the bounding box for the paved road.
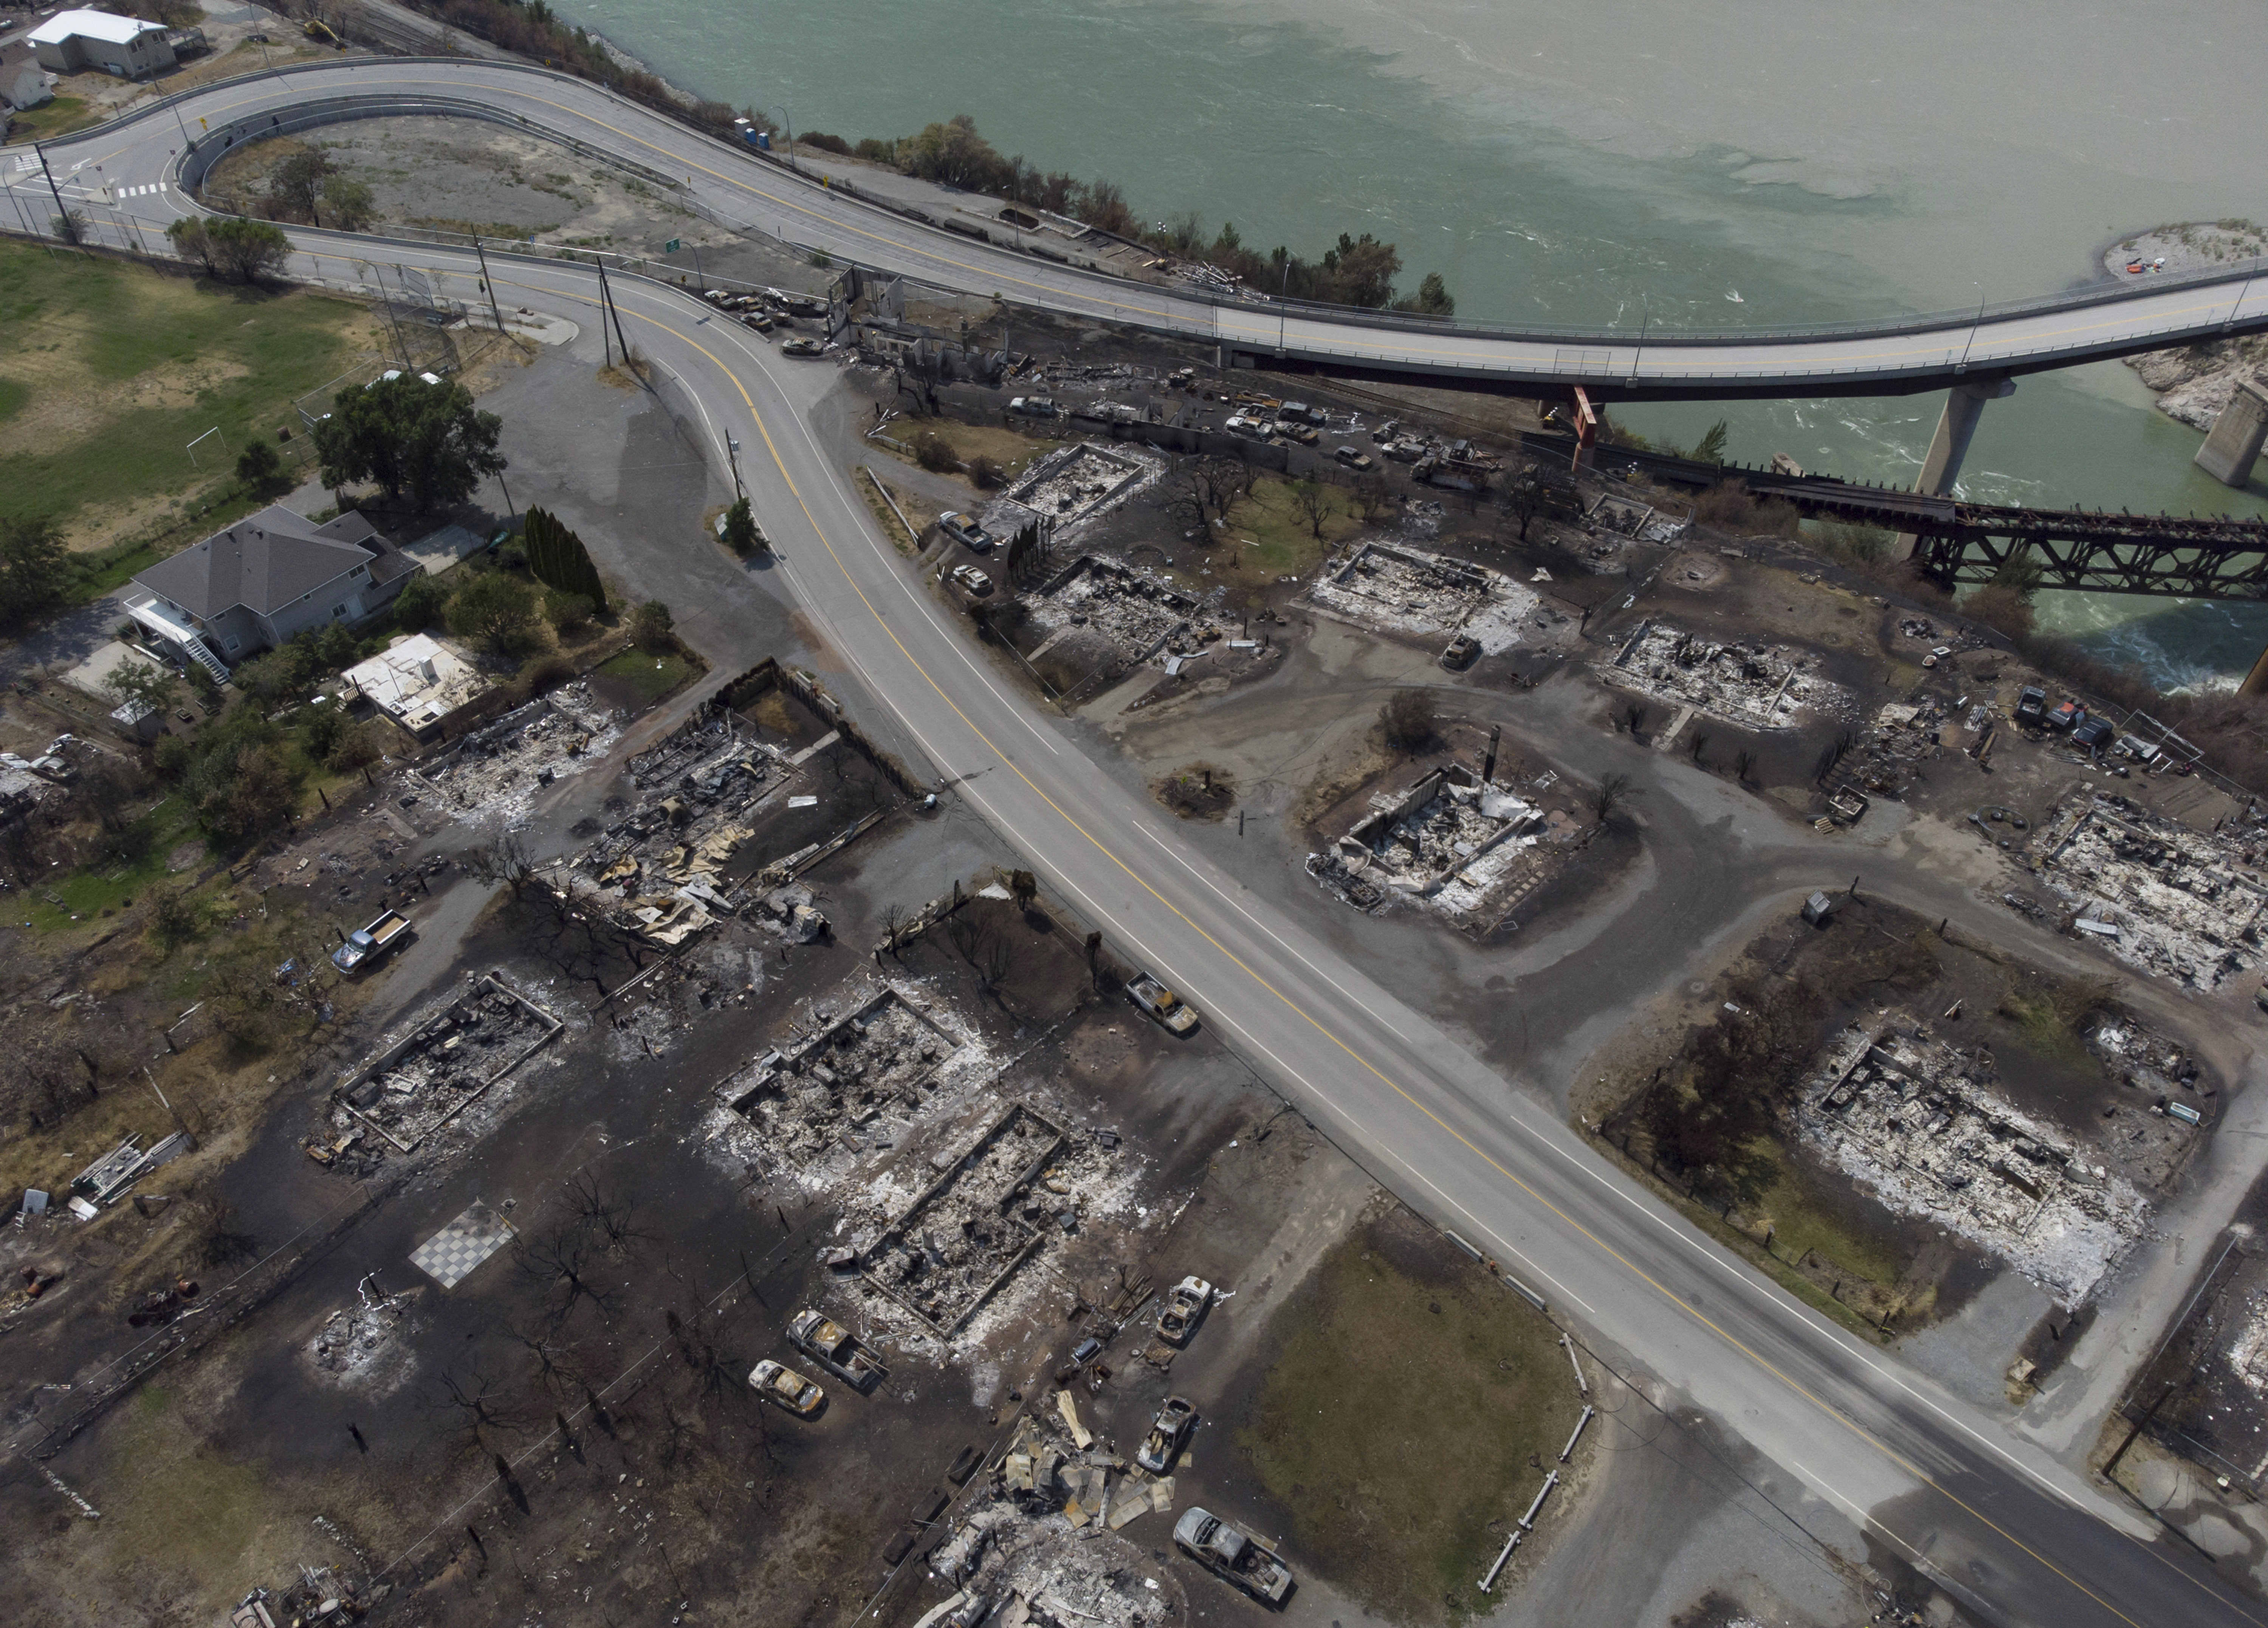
[6,67,2265,1628]
[11,55,2268,401]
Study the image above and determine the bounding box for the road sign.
[665,239,680,254]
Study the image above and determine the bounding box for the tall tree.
[314,374,506,511]
[522,508,607,611]
[0,515,71,629]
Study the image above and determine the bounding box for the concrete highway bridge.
[9,54,2268,504]
[9,57,2268,1628]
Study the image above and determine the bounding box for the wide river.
[562,0,2268,687]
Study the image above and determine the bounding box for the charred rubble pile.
[1308,761,1583,927]
[2033,791,2268,991]
[328,973,563,1155]
[1796,1020,2150,1306]
[718,989,968,1168]
[567,713,816,947]
[916,1391,1182,1628]
[1603,622,1846,732]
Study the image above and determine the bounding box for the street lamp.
[1957,280,1984,374]
[1277,256,1290,354]
[772,107,799,176]
[725,436,745,502]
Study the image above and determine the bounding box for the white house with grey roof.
[124,505,423,678]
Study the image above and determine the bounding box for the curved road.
[8,60,2264,1628]
[12,54,2268,400]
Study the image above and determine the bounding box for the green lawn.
[0,240,371,538]
[1242,1216,1574,1624]
[20,795,206,932]
[2,95,101,144]
[1194,476,1363,601]
[596,647,697,705]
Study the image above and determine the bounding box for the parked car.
[2073,717,2115,752]
[780,336,827,357]
[740,310,776,333]
[1273,420,1320,445]
[1008,395,1060,418]
[1174,1507,1293,1604]
[2049,699,2086,731]
[1156,1275,1214,1346]
[2015,686,2048,724]
[747,1359,826,1416]
[1334,446,1375,470]
[1440,634,1480,671]
[948,564,993,596]
[1137,1395,1198,1473]
[788,1309,886,1391]
[1127,971,1198,1034]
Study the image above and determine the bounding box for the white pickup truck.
[332,909,412,975]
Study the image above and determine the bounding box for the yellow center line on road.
[307,205,2239,1628]
[531,277,2226,1628]
[147,66,2254,382]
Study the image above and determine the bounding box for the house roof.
[29,10,168,47]
[135,505,387,622]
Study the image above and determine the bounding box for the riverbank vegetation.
[857,114,1455,315]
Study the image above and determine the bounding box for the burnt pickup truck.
[788,1309,886,1392]
[1127,971,1199,1035]
[1175,1507,1293,1604]
[331,909,412,975]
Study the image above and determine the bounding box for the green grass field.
[1,95,101,144]
[1242,1215,1574,1624]
[1196,476,1363,601]
[0,240,373,541]
[595,647,697,706]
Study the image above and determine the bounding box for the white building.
[28,9,176,78]
[126,504,424,678]
[340,633,491,740]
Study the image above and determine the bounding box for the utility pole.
[691,241,704,293]
[594,258,631,369]
[472,234,510,339]
[34,143,71,242]
[725,436,746,503]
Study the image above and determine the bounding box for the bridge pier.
[1894,376,2016,559]
[2196,374,2268,488]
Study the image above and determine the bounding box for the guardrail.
[30,53,2268,361]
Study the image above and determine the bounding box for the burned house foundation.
[2034,791,2268,991]
[1305,540,1542,653]
[330,973,564,1155]
[1797,1021,2150,1306]
[1308,761,1588,930]
[1602,621,1847,732]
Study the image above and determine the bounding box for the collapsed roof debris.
[1797,1020,2151,1306]
[858,1101,1066,1337]
[330,972,563,1155]
[717,987,970,1168]
[2034,791,2268,991]
[306,1285,416,1389]
[983,441,1163,541]
[1306,762,1590,930]
[569,712,791,946]
[406,683,619,831]
[1602,621,1849,732]
[915,1394,1185,1628]
[1020,556,1202,666]
[1305,541,1545,654]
